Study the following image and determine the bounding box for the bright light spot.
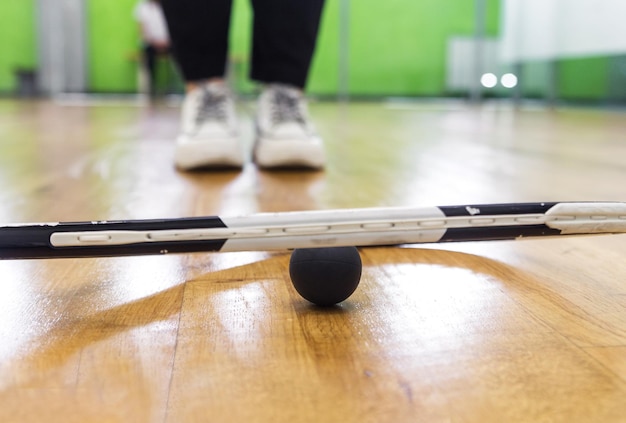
[0,262,40,363]
[501,73,518,88]
[108,256,187,302]
[211,282,270,358]
[480,73,498,88]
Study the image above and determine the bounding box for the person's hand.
[154,40,170,52]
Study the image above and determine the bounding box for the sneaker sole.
[175,137,244,170]
[253,137,326,169]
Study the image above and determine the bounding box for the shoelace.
[195,88,229,125]
[270,88,306,125]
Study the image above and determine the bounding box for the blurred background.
[1,0,625,104]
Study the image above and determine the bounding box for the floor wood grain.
[0,98,625,422]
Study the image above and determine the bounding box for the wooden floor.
[1,97,626,422]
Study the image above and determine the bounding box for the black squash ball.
[289,246,362,306]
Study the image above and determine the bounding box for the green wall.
[559,57,609,100]
[0,0,37,92]
[346,0,497,96]
[0,0,622,101]
[88,0,142,92]
[86,0,501,96]
[230,0,501,96]
[520,58,610,101]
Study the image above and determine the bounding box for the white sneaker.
[253,84,326,169]
[174,82,244,170]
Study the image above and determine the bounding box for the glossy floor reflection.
[0,98,625,422]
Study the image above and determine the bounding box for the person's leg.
[249,0,325,89]
[143,44,158,97]
[160,0,243,170]
[251,0,327,169]
[161,0,233,85]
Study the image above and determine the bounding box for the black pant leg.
[161,0,233,82]
[142,44,158,95]
[250,0,326,89]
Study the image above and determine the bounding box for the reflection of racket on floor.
[1,201,625,260]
